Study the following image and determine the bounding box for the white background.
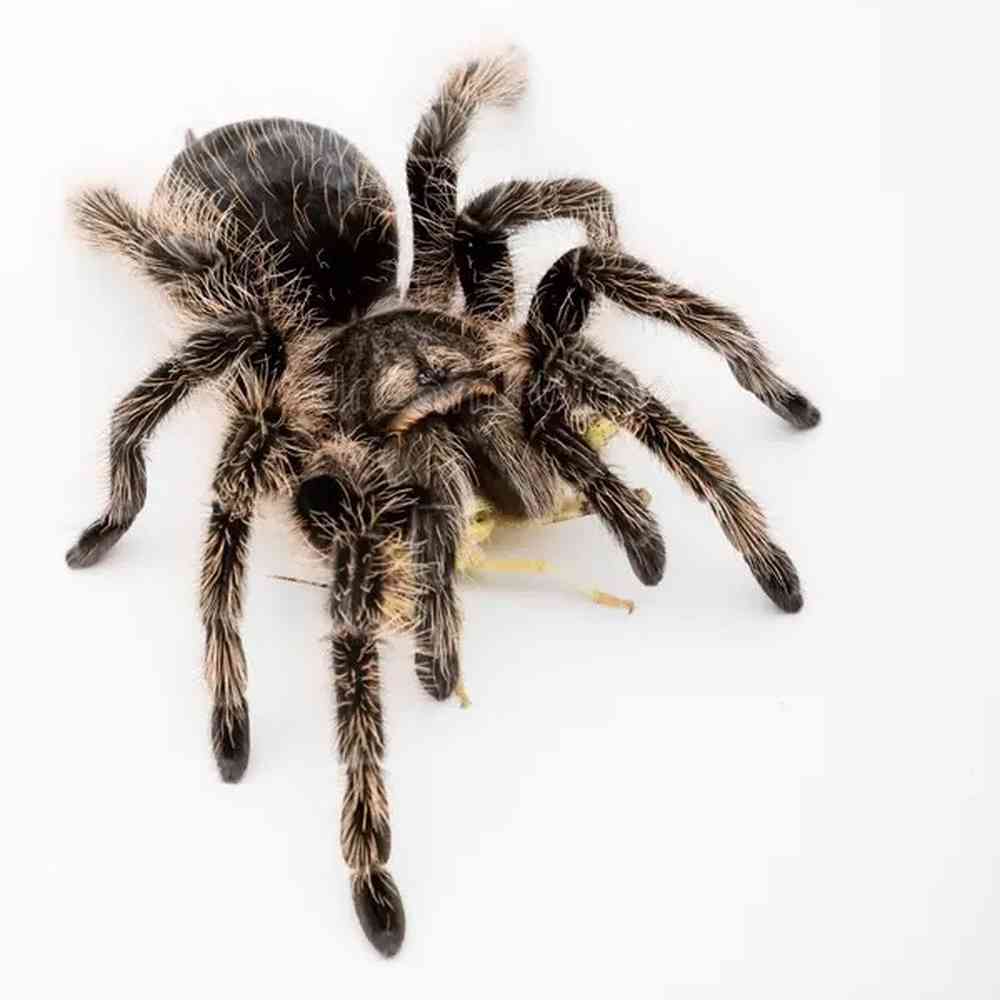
[3,2,994,997]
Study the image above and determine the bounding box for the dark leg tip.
[415,652,457,702]
[65,543,99,569]
[763,579,804,613]
[625,529,666,586]
[784,393,822,430]
[211,705,250,783]
[65,519,126,569]
[751,547,804,613]
[353,868,406,957]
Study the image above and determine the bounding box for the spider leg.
[410,491,463,701]
[295,448,413,958]
[333,630,403,957]
[516,267,669,584]
[633,392,803,611]
[522,397,666,586]
[450,180,635,526]
[542,245,820,428]
[390,424,472,702]
[66,317,260,568]
[201,407,301,782]
[72,186,219,288]
[202,499,252,782]
[455,178,618,321]
[524,248,805,611]
[406,50,528,309]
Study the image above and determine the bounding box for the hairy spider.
[66,51,820,956]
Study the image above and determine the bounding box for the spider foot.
[211,704,250,783]
[750,547,804,613]
[624,529,666,586]
[415,652,458,702]
[65,518,127,569]
[353,867,405,957]
[781,391,822,430]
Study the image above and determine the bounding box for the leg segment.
[389,425,472,702]
[66,361,189,568]
[201,501,252,781]
[409,489,464,701]
[530,246,820,428]
[406,50,528,309]
[295,454,409,956]
[522,397,666,586]
[201,407,300,781]
[455,178,618,321]
[293,433,461,700]
[631,394,802,610]
[73,186,219,288]
[525,252,805,609]
[333,629,404,957]
[66,317,260,569]
[570,345,803,610]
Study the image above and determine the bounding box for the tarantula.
[66,52,819,956]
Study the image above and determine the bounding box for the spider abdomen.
[157,119,399,323]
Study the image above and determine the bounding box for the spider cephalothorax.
[67,51,819,957]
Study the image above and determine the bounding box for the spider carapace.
[67,51,819,956]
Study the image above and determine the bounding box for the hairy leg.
[389,425,472,702]
[524,248,805,610]
[410,491,463,701]
[531,245,820,428]
[522,398,666,586]
[406,50,528,309]
[66,317,260,568]
[566,344,804,609]
[295,447,411,957]
[73,186,220,288]
[201,406,301,781]
[455,178,618,321]
[635,396,802,610]
[201,500,252,782]
[333,629,404,957]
